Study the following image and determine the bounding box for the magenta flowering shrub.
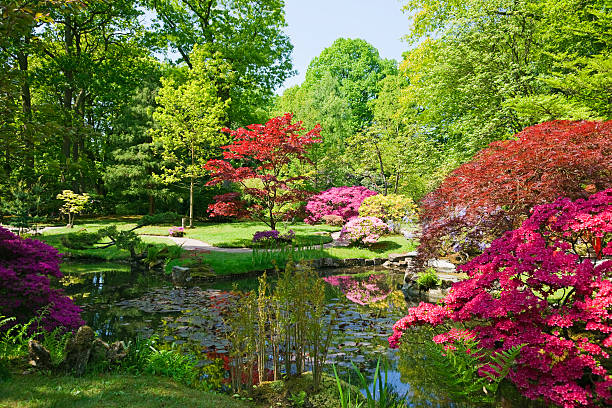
[341,216,390,246]
[168,226,185,237]
[0,227,83,332]
[304,186,377,224]
[389,189,612,408]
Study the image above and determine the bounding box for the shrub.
[322,214,344,226]
[359,194,418,232]
[418,120,612,262]
[305,186,378,224]
[340,216,390,246]
[0,227,83,332]
[389,189,612,408]
[168,226,185,237]
[415,268,440,291]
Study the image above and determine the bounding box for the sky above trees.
[279,0,408,92]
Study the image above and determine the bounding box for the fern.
[422,338,525,406]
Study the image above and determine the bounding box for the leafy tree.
[151,45,231,228]
[103,83,171,215]
[272,73,352,188]
[303,38,396,132]
[205,114,321,230]
[56,189,89,227]
[145,0,293,126]
[391,189,612,408]
[418,120,612,262]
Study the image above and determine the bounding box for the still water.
[59,262,469,407]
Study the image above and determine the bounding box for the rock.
[108,341,128,362]
[171,266,191,285]
[90,338,110,365]
[63,325,95,376]
[427,259,457,274]
[388,253,408,262]
[28,340,52,369]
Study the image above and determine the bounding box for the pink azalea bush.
[304,186,377,224]
[0,227,84,332]
[341,216,390,246]
[389,189,612,408]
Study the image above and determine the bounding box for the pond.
[59,261,471,408]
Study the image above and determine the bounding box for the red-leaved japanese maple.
[204,114,321,230]
[390,189,612,408]
[419,120,612,263]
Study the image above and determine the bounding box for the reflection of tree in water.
[323,273,398,305]
[60,266,171,340]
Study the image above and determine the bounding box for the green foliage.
[416,268,441,291]
[409,337,525,405]
[333,364,363,408]
[151,45,231,227]
[288,391,307,407]
[358,194,418,231]
[0,315,40,360]
[0,313,71,368]
[0,181,47,234]
[56,190,90,227]
[145,0,293,127]
[350,358,408,408]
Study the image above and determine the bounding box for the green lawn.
[139,220,338,248]
[37,218,417,275]
[0,373,254,408]
[169,234,417,276]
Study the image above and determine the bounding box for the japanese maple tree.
[205,114,321,230]
[419,120,612,262]
[390,189,612,408]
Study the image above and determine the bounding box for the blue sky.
[279,0,410,93]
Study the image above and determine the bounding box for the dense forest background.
[1,0,611,220]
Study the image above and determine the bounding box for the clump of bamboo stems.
[225,256,334,392]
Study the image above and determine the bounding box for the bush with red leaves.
[419,120,612,263]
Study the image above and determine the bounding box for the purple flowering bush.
[305,186,378,224]
[252,230,295,244]
[340,216,390,246]
[168,226,185,237]
[0,227,83,332]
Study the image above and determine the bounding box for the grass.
[0,373,255,408]
[168,234,417,276]
[36,218,417,274]
[139,220,338,248]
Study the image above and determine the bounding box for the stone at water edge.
[28,340,52,369]
[171,265,191,285]
[62,325,95,376]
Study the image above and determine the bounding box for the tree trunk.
[375,143,388,195]
[394,170,400,194]
[148,194,155,215]
[17,36,34,175]
[189,175,194,228]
